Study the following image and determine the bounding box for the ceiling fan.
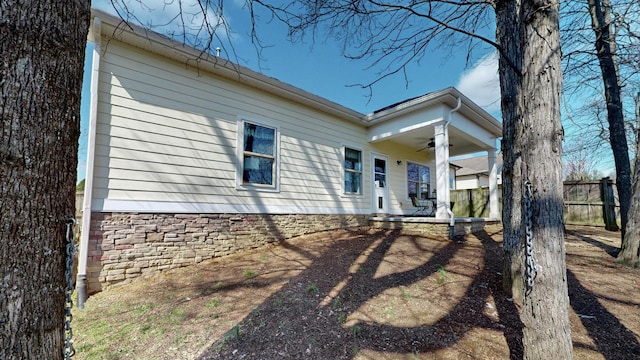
[416,138,453,152]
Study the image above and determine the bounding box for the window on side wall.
[343,147,362,195]
[237,119,279,191]
[407,162,430,199]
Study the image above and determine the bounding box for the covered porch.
[366,87,502,222]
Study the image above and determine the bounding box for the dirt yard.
[73,225,640,359]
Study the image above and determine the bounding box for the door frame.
[371,152,390,214]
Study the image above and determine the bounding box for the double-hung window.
[238,120,279,191]
[407,162,430,199]
[343,147,362,195]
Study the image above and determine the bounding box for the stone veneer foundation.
[85,212,369,294]
[369,217,502,237]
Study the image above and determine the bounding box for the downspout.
[445,96,461,239]
[77,17,101,309]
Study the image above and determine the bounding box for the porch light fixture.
[397,160,402,165]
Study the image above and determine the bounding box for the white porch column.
[488,149,500,219]
[434,121,451,219]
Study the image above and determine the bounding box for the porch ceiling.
[385,126,493,156]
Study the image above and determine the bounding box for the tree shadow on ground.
[198,229,524,359]
[568,268,640,359]
[565,229,620,257]
[565,229,640,360]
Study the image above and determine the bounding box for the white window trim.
[406,160,431,200]
[236,117,281,193]
[341,144,365,198]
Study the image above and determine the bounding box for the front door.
[372,154,389,214]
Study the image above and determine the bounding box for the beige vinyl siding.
[93,39,370,213]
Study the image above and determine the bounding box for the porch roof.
[365,87,502,156]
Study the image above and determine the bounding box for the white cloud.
[456,52,501,114]
[93,0,231,46]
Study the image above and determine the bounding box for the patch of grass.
[331,296,341,309]
[352,324,361,338]
[306,283,319,294]
[400,286,412,299]
[206,299,221,309]
[435,264,448,284]
[352,345,360,356]
[73,318,137,359]
[134,303,155,314]
[338,313,347,324]
[259,255,269,262]
[243,269,256,278]
[140,323,152,333]
[166,306,190,324]
[273,298,283,307]
[172,332,188,347]
[214,281,224,289]
[383,307,395,318]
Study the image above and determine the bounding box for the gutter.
[77,17,102,309]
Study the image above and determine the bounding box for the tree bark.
[0,1,90,359]
[588,0,632,240]
[617,93,640,266]
[496,0,573,358]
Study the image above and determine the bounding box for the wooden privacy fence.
[451,178,620,229]
[563,178,619,230]
[451,186,502,218]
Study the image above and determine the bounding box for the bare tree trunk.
[0,1,90,359]
[497,0,573,357]
[617,92,640,266]
[588,0,632,239]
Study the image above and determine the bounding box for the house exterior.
[452,154,503,190]
[77,9,502,305]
